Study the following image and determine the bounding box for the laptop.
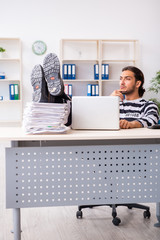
[71,96,120,130]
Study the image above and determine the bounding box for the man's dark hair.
[122,66,145,97]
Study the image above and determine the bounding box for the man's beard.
[120,84,136,95]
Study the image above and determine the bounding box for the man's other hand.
[120,120,142,129]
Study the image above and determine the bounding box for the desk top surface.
[0,127,160,141]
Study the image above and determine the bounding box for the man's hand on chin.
[120,120,142,129]
[110,89,124,101]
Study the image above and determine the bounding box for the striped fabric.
[120,98,159,127]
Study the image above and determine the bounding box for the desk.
[1,127,160,240]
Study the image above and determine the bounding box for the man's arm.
[137,102,159,127]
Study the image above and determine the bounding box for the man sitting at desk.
[111,66,159,129]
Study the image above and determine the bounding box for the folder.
[102,64,105,80]
[14,84,19,100]
[87,84,92,96]
[96,84,99,96]
[64,84,69,95]
[94,64,99,80]
[104,64,109,79]
[9,84,15,100]
[68,64,72,79]
[72,64,76,79]
[91,85,96,96]
[68,84,72,97]
[63,64,68,79]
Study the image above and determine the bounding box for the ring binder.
[9,84,15,100]
[14,84,19,100]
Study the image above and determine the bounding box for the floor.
[0,141,160,240]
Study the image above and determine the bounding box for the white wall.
[1,0,160,107]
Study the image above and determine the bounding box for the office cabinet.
[0,38,22,126]
[60,39,139,97]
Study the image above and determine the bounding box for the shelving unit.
[60,39,139,96]
[0,38,22,126]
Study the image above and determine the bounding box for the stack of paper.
[23,102,70,134]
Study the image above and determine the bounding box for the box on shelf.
[0,72,5,79]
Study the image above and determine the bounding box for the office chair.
[76,203,151,226]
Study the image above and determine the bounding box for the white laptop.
[72,96,120,130]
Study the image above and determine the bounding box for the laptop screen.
[72,96,120,130]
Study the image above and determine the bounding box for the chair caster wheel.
[143,210,151,219]
[76,210,83,219]
[112,217,121,226]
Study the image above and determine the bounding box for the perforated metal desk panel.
[1,127,160,240]
[6,143,160,208]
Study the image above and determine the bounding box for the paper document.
[23,102,70,134]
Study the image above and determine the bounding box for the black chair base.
[76,203,151,226]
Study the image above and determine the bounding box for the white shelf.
[101,39,138,43]
[0,119,21,123]
[0,37,20,40]
[0,38,22,124]
[62,59,99,62]
[60,39,139,97]
[0,79,20,82]
[0,58,20,62]
[64,79,99,82]
[102,79,120,82]
[102,59,136,62]
[0,100,22,103]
